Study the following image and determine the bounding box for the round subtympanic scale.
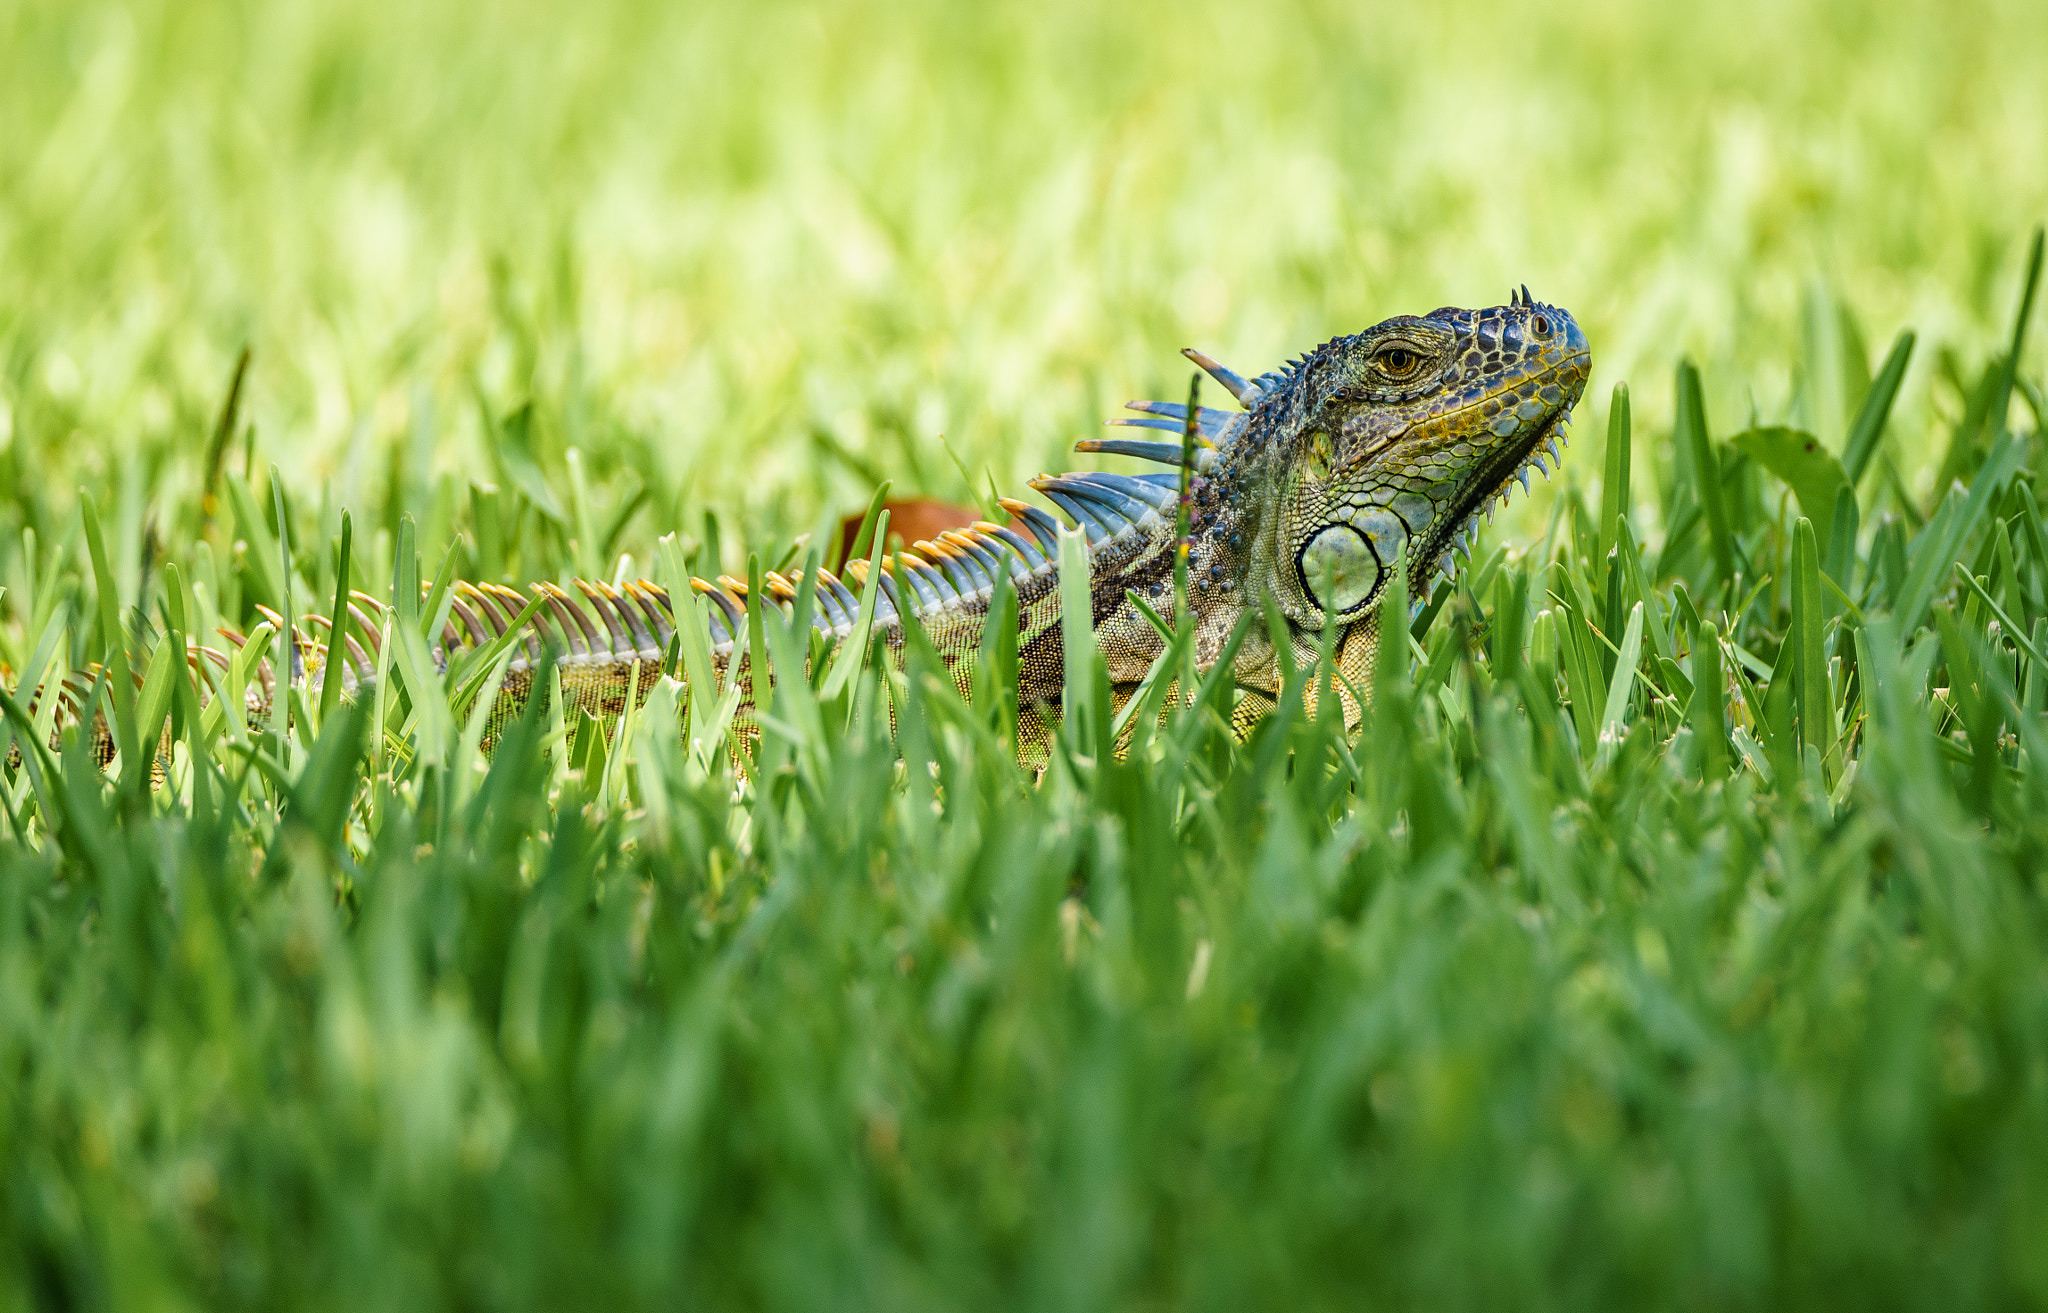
[1298,524,1382,615]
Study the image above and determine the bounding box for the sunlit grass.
[4,0,2046,551]
[3,0,2048,1306]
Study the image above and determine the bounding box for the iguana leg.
[1231,686,1278,740]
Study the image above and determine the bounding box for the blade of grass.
[390,611,456,770]
[1842,330,1915,486]
[841,481,893,573]
[746,552,772,718]
[447,592,549,712]
[1677,360,1734,586]
[978,559,1021,749]
[318,511,354,725]
[566,447,600,581]
[1059,524,1097,754]
[1791,518,1828,756]
[420,535,462,645]
[392,515,420,630]
[133,636,177,772]
[225,476,287,612]
[1953,563,2048,671]
[1113,589,1195,747]
[821,509,889,701]
[1615,520,1675,665]
[80,490,141,777]
[1896,434,2023,632]
[660,532,722,732]
[1600,382,1631,563]
[201,346,252,519]
[1595,601,1644,768]
[269,471,297,769]
[1691,619,1730,780]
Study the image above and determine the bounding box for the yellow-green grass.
[4,1,2048,1307]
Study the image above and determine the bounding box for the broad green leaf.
[1730,426,1851,546]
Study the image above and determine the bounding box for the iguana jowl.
[32,293,1590,763]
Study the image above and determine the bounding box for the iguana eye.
[1304,431,1333,482]
[1376,344,1421,378]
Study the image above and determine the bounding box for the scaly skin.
[29,293,1589,766]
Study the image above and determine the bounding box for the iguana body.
[33,294,1589,764]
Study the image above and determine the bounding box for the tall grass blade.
[1600,382,1631,562]
[1790,517,1828,755]
[318,511,354,725]
[821,509,888,700]
[79,489,140,776]
[1059,524,1097,754]
[1842,330,1915,485]
[1677,360,1735,586]
[1691,619,1730,780]
[1596,601,1643,767]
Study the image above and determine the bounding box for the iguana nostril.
[1297,524,1382,616]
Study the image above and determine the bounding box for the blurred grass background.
[3,0,2046,558]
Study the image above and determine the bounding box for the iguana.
[25,292,1588,765]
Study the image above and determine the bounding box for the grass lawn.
[3,0,2048,1307]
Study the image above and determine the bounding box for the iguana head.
[1198,294,1588,639]
[1054,290,1588,721]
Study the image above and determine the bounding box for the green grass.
[5,0,2048,1307]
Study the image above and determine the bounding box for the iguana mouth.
[1421,348,1591,583]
